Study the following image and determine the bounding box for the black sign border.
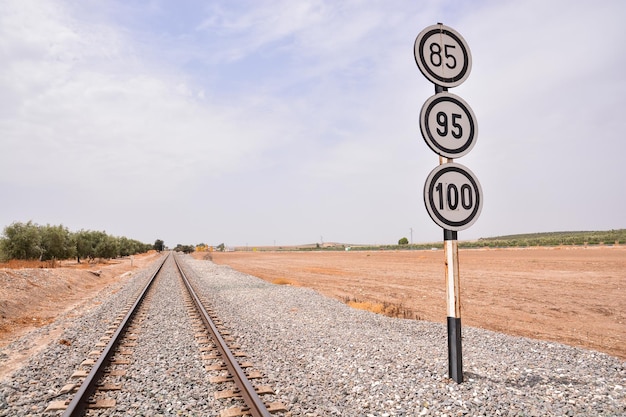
[420,94,477,157]
[424,164,482,230]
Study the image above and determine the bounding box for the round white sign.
[420,92,477,158]
[414,24,472,88]
[423,163,482,231]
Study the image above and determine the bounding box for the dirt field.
[210,246,626,360]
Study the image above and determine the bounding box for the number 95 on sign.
[420,92,477,159]
[423,163,482,231]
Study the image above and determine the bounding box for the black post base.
[447,316,463,383]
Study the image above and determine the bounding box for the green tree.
[398,237,409,245]
[74,230,111,261]
[174,244,195,254]
[74,229,96,263]
[123,238,152,256]
[0,221,41,260]
[40,224,74,261]
[117,236,133,257]
[94,233,119,259]
[154,239,164,252]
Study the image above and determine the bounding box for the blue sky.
[1,0,625,247]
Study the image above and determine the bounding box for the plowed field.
[210,246,626,359]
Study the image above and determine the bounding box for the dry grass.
[271,277,296,285]
[342,297,420,320]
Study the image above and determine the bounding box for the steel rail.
[61,253,170,417]
[173,254,272,417]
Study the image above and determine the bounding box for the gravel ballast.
[1,254,624,416]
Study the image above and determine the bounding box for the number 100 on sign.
[424,163,483,231]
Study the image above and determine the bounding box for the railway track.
[44,252,286,416]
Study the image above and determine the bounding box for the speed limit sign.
[414,23,472,88]
[423,163,482,231]
[420,92,477,158]
[415,23,479,384]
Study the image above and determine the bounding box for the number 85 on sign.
[414,23,471,88]
[424,163,483,231]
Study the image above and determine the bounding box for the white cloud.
[0,0,297,195]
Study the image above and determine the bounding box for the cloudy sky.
[1,0,624,247]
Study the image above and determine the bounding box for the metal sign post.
[444,228,462,382]
[414,23,482,384]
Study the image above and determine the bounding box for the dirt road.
[211,246,626,359]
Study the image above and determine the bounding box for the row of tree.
[0,221,154,262]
